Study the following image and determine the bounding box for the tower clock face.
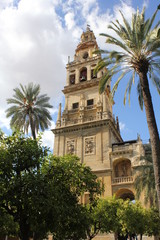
[83,52,88,59]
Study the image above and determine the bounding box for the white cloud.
[0,107,11,130]
[41,120,55,151]
[65,11,75,30]
[0,0,138,149]
[119,122,125,131]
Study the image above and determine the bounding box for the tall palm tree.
[134,145,157,206]
[95,6,160,213]
[6,83,53,140]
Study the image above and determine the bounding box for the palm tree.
[95,6,160,213]
[6,82,53,140]
[134,145,157,206]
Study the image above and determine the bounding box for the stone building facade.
[52,27,146,238]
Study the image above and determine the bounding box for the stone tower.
[52,26,144,203]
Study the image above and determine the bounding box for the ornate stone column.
[76,68,80,84]
[102,92,108,119]
[87,65,91,81]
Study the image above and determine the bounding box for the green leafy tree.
[95,6,160,213]
[93,197,160,240]
[0,131,49,240]
[145,207,160,237]
[82,197,124,240]
[82,198,102,240]
[43,155,102,240]
[118,202,160,240]
[134,145,157,206]
[0,132,102,240]
[6,82,53,139]
[118,201,148,240]
[95,197,123,236]
[0,209,19,237]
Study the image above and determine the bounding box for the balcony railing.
[84,116,96,122]
[112,176,133,184]
[69,108,79,113]
[112,144,133,152]
[64,116,97,126]
[85,105,96,110]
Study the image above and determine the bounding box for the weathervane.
[86,24,90,31]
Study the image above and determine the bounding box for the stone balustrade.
[112,144,133,152]
[112,176,133,184]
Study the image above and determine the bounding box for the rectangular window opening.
[72,102,79,109]
[87,99,94,106]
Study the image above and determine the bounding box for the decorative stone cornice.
[62,78,100,94]
[92,168,112,174]
[110,149,133,156]
[52,118,123,143]
[66,55,101,69]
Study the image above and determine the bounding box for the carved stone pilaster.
[96,95,102,120]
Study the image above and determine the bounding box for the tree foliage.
[95,6,160,104]
[6,82,53,139]
[0,132,102,240]
[95,5,160,214]
[94,197,160,239]
[134,144,157,206]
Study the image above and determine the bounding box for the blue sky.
[0,0,160,149]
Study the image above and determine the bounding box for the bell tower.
[52,26,123,197]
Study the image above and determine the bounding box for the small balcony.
[85,104,96,110]
[69,108,79,114]
[112,176,133,185]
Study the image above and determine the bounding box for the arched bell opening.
[80,67,87,82]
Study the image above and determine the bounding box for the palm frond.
[94,59,111,74]
[99,73,111,94]
[6,82,53,139]
[6,98,23,106]
[100,33,133,55]
[13,87,25,101]
[145,7,159,36]
[150,72,160,95]
[112,70,128,97]
[137,81,143,110]
[119,11,132,39]
[123,71,135,105]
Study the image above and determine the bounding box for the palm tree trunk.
[139,72,160,214]
[140,233,143,240]
[29,116,36,140]
[31,127,36,140]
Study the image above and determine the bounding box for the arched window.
[116,189,135,201]
[114,159,131,178]
[69,74,75,84]
[80,67,87,82]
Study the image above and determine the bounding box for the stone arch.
[113,158,132,178]
[80,67,87,82]
[116,188,135,201]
